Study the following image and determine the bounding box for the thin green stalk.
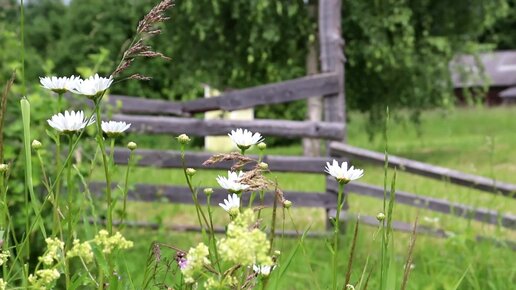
[1,171,7,279]
[120,149,135,227]
[20,0,26,96]
[54,134,61,235]
[380,107,390,290]
[257,190,265,219]
[36,150,63,240]
[332,182,344,290]
[65,136,74,289]
[206,194,221,273]
[95,103,113,233]
[268,186,279,255]
[109,138,115,167]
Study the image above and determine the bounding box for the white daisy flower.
[47,110,95,134]
[101,121,131,137]
[325,160,364,184]
[228,128,263,151]
[216,171,249,193]
[72,74,113,99]
[218,193,240,216]
[39,75,81,94]
[253,264,274,276]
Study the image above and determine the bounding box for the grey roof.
[450,51,516,88]
[499,86,516,98]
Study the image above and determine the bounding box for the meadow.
[113,106,516,289]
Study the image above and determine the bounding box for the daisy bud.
[376,212,386,222]
[345,285,355,290]
[203,188,213,196]
[0,164,8,173]
[186,168,196,177]
[258,162,268,170]
[177,134,191,145]
[283,200,292,209]
[257,142,267,150]
[127,142,137,151]
[32,140,42,151]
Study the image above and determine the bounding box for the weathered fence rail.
[326,179,516,229]
[89,182,338,208]
[113,114,345,139]
[111,147,346,173]
[330,142,516,197]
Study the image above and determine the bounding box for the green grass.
[107,106,516,289]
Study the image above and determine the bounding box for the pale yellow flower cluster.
[0,250,10,266]
[94,230,134,254]
[39,238,64,265]
[217,209,273,267]
[0,278,6,290]
[28,269,60,289]
[204,275,237,289]
[181,243,211,284]
[67,239,94,263]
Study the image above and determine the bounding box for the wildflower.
[204,275,237,289]
[177,134,191,145]
[219,194,240,217]
[67,239,94,263]
[101,120,131,137]
[218,209,273,267]
[325,160,364,184]
[39,75,81,94]
[94,230,133,254]
[0,278,6,290]
[47,110,95,134]
[72,74,113,100]
[0,250,10,266]
[127,141,137,150]
[283,200,292,209]
[253,264,274,276]
[175,252,188,270]
[32,139,43,150]
[181,243,210,284]
[345,285,355,290]
[39,238,64,266]
[258,162,269,170]
[29,269,60,287]
[186,168,196,177]
[376,212,386,222]
[228,128,263,151]
[0,164,7,173]
[216,171,249,193]
[257,142,267,150]
[204,187,214,196]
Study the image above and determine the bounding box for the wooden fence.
[88,0,516,240]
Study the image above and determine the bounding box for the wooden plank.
[111,147,344,173]
[330,142,516,197]
[181,73,340,113]
[92,219,331,238]
[328,210,447,236]
[332,181,516,229]
[106,95,184,116]
[114,114,345,139]
[89,182,337,208]
[319,0,346,140]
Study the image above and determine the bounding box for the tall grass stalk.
[331,182,344,290]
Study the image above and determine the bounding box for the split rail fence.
[89,0,516,241]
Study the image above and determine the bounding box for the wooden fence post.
[319,0,346,230]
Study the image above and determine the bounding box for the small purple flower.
[175,252,188,270]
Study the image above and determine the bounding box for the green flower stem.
[180,146,209,229]
[36,150,63,240]
[120,149,135,227]
[332,182,345,290]
[1,171,7,279]
[109,138,115,167]
[54,135,61,235]
[257,190,265,219]
[206,194,221,273]
[65,135,74,290]
[95,103,113,233]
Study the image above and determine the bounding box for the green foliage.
[344,0,509,136]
